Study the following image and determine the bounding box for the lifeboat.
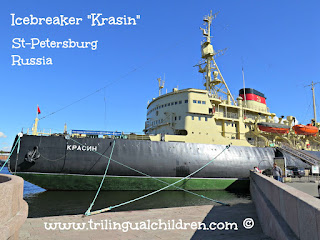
[292,124,318,136]
[257,122,290,134]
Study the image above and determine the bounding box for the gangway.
[277,143,320,166]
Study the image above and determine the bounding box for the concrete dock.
[19,203,271,240]
[286,181,318,198]
[16,175,320,240]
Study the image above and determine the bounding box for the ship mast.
[306,81,319,124]
[198,11,236,105]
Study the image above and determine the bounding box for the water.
[1,167,251,218]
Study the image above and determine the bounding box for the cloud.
[0,132,6,138]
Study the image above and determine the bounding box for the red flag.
[37,106,41,114]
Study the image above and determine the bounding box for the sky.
[1,0,320,151]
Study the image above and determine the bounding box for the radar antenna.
[198,11,236,105]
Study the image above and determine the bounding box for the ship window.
[165,104,167,107]
[199,117,201,121]
[162,105,164,108]
[179,116,181,120]
[199,132,201,134]
[192,116,194,120]
[175,116,177,121]
[185,100,188,103]
[202,101,206,104]
[171,102,174,105]
[179,101,182,104]
[193,100,196,103]
[198,100,201,104]
[205,117,208,121]
[175,102,178,105]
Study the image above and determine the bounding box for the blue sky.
[1,0,320,151]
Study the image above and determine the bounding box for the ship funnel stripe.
[239,88,266,99]
[239,93,266,104]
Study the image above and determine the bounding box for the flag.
[37,106,41,114]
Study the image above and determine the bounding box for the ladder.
[277,143,320,166]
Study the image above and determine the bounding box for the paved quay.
[286,181,319,198]
[20,203,271,240]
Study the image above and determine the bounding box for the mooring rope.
[0,136,21,173]
[14,137,21,175]
[84,140,116,216]
[69,138,231,215]
[94,144,231,214]
[70,138,230,207]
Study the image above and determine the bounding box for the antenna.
[304,81,320,124]
[158,77,165,96]
[242,67,247,107]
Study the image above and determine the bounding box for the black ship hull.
[7,134,282,190]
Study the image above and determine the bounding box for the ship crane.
[197,11,237,106]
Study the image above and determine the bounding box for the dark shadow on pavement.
[191,202,272,240]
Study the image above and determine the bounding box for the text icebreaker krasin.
[12,38,98,50]
[10,13,140,26]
